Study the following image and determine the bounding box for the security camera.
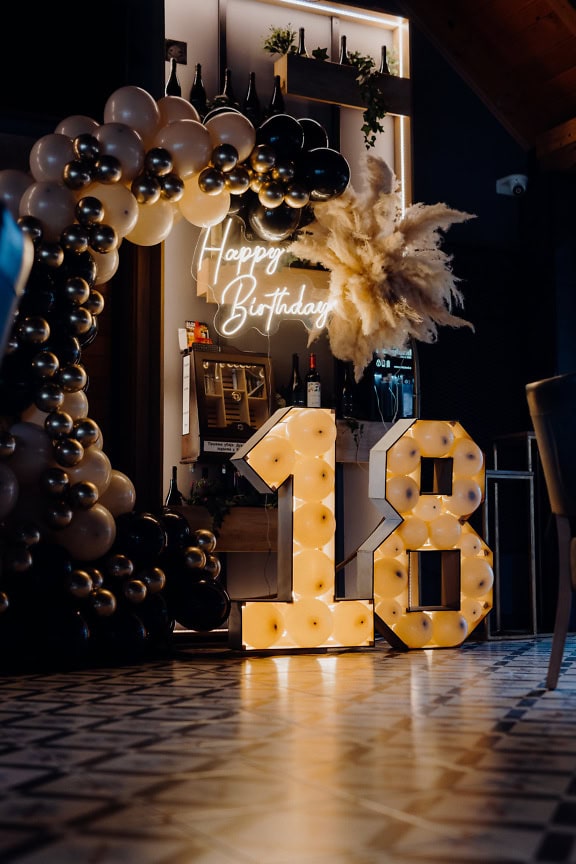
[496,174,529,196]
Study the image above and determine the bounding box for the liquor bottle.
[297,27,308,57]
[212,67,239,110]
[165,465,184,506]
[379,45,390,75]
[340,361,355,418]
[289,353,305,406]
[339,35,351,65]
[306,353,321,408]
[267,75,285,117]
[166,58,182,97]
[189,63,208,117]
[242,72,262,126]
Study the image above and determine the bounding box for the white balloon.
[157,95,201,126]
[19,181,77,242]
[53,503,117,561]
[104,85,161,148]
[95,123,145,182]
[179,173,230,228]
[152,119,212,178]
[92,247,120,285]
[126,199,175,246]
[8,422,52,485]
[84,182,138,238]
[0,169,32,221]
[98,470,136,516]
[65,447,112,494]
[55,115,99,138]
[29,133,75,183]
[205,112,256,163]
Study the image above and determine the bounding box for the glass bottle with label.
[306,353,321,407]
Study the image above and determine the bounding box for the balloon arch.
[0,85,350,667]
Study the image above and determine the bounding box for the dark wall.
[0,0,164,137]
[406,24,560,458]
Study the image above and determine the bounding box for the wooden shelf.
[274,54,412,117]
[174,505,278,552]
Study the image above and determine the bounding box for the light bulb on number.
[293,456,334,501]
[246,436,295,489]
[285,598,333,646]
[293,502,335,548]
[386,435,421,475]
[286,408,336,456]
[374,556,408,598]
[461,558,494,597]
[386,474,419,514]
[428,513,462,548]
[411,420,455,457]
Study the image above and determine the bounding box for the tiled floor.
[0,633,575,863]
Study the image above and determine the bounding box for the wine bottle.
[340,361,355,418]
[267,75,285,117]
[189,63,208,118]
[297,27,308,57]
[379,45,390,75]
[166,58,182,97]
[242,72,262,126]
[339,35,351,65]
[289,353,305,406]
[306,353,321,408]
[212,67,239,110]
[165,465,184,506]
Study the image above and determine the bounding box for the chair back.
[526,371,576,519]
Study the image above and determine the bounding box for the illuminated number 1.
[230,407,374,651]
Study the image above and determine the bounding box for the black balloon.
[114,511,167,567]
[160,508,192,550]
[257,114,304,161]
[165,576,231,632]
[248,200,301,242]
[299,118,330,151]
[303,148,351,201]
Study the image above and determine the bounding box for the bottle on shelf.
[189,63,208,117]
[267,75,285,117]
[242,72,262,126]
[211,67,239,110]
[340,361,356,418]
[297,27,308,57]
[339,35,351,65]
[165,465,184,506]
[166,58,182,97]
[306,353,321,408]
[379,45,390,75]
[288,353,305,406]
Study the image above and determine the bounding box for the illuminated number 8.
[358,419,493,649]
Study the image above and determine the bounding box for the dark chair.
[526,371,576,689]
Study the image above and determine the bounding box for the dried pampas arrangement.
[288,155,476,381]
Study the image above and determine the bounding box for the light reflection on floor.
[0,634,575,863]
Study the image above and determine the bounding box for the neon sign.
[195,217,330,336]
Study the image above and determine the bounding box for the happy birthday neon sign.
[195,217,330,336]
